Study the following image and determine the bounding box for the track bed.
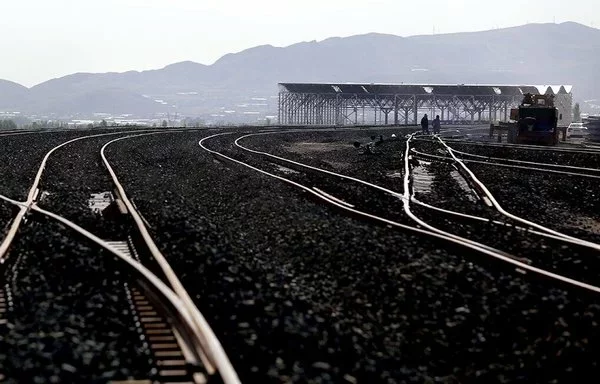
[105,131,600,383]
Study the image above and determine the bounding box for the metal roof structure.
[278,83,573,126]
[279,83,573,96]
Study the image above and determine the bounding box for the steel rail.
[0,207,27,264]
[0,126,186,138]
[101,131,240,384]
[449,147,600,174]
[0,129,98,137]
[234,132,513,257]
[235,132,600,254]
[398,135,517,256]
[437,139,600,154]
[202,132,600,294]
[410,149,453,162]
[409,181,590,242]
[233,131,405,199]
[0,195,27,264]
[410,148,600,246]
[29,204,209,368]
[411,146,600,179]
[459,158,600,179]
[435,136,600,251]
[0,128,233,382]
[0,129,60,137]
[0,194,26,208]
[0,129,165,262]
[0,127,133,138]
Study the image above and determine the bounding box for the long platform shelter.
[277,83,573,126]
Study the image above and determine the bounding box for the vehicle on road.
[567,122,588,138]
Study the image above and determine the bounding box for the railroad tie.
[0,288,7,382]
[0,288,7,325]
[128,286,204,383]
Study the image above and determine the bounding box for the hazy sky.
[1,0,598,87]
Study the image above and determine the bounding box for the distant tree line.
[181,118,206,128]
[0,119,18,130]
[26,120,70,129]
[1,117,211,130]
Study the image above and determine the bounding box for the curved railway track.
[0,129,239,383]
[410,135,600,238]
[200,131,600,294]
[411,137,600,178]
[2,126,598,381]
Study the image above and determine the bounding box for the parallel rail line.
[0,129,239,384]
[435,138,600,155]
[234,131,600,251]
[200,131,600,295]
[410,144,600,179]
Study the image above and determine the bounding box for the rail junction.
[1,125,599,382]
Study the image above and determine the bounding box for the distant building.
[278,83,573,126]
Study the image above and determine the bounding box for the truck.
[506,93,560,145]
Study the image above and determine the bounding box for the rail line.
[410,145,600,179]
[434,136,600,249]
[102,131,240,384]
[451,147,599,171]
[408,147,600,244]
[234,131,600,250]
[436,138,600,155]
[0,129,162,263]
[200,131,600,295]
[0,129,239,383]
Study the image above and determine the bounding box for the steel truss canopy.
[277,82,573,126]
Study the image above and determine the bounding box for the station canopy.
[279,83,573,96]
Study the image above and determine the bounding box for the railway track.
[92,128,600,382]
[0,130,239,383]
[200,131,600,294]
[411,137,600,178]
[410,136,600,241]
[2,126,599,381]
[438,138,600,155]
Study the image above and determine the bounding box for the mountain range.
[1,21,599,122]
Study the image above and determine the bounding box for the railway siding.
[105,130,600,383]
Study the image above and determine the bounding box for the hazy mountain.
[0,80,30,110]
[1,22,599,120]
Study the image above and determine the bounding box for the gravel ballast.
[0,201,16,234]
[447,142,600,168]
[411,139,600,242]
[105,130,600,383]
[241,132,600,287]
[0,128,170,202]
[241,128,411,192]
[0,219,151,383]
[0,131,168,383]
[38,134,134,239]
[0,131,100,201]
[468,163,600,242]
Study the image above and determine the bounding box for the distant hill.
[0,80,30,110]
[1,22,599,120]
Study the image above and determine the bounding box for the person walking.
[433,115,441,134]
[421,114,429,134]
